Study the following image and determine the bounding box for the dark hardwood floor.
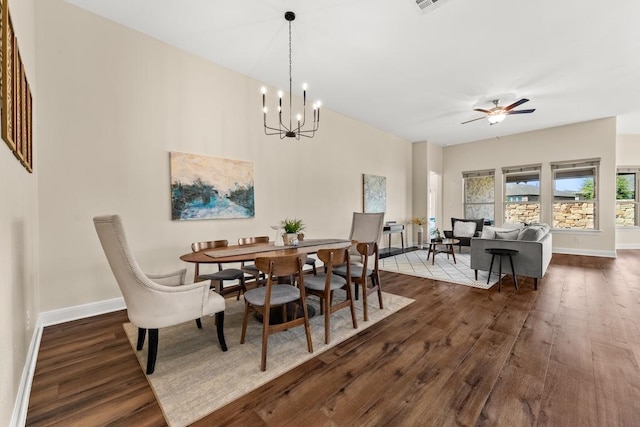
[27,251,640,426]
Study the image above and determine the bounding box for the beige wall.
[443,118,617,256]
[411,141,427,244]
[34,0,411,312]
[1,0,38,423]
[616,134,640,248]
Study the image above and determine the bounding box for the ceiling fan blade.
[473,108,491,113]
[461,116,486,124]
[507,109,536,115]
[504,98,529,111]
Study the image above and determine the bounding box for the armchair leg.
[215,312,228,352]
[136,328,146,351]
[195,318,202,329]
[146,329,158,375]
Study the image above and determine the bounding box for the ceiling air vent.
[414,0,451,13]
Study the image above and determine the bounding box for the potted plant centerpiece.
[281,218,305,245]
[410,216,427,248]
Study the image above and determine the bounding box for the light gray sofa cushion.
[495,229,520,240]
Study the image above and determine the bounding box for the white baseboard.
[552,247,617,258]
[11,297,126,426]
[38,297,126,327]
[10,324,43,427]
[616,243,640,249]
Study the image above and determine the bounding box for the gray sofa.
[470,224,552,289]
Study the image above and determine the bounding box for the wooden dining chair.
[191,240,246,300]
[238,235,270,286]
[334,241,383,322]
[240,253,313,371]
[304,247,357,344]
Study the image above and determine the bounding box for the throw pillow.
[453,221,476,238]
[495,229,520,240]
[518,225,548,241]
[481,226,496,239]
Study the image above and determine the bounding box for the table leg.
[401,231,404,251]
[498,255,503,292]
[487,254,495,285]
[509,254,518,290]
[450,244,457,264]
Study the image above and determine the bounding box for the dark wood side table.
[484,248,519,292]
[426,238,460,265]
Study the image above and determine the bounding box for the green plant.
[281,217,305,233]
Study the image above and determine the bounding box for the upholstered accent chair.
[443,217,485,252]
[304,247,357,344]
[93,215,227,375]
[348,212,385,250]
[240,253,313,371]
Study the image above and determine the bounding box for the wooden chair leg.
[346,284,358,329]
[324,294,331,344]
[374,273,383,309]
[215,312,228,351]
[240,303,251,344]
[260,309,271,371]
[146,329,158,375]
[136,327,146,351]
[362,279,369,322]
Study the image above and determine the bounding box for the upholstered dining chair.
[238,235,270,286]
[334,241,383,322]
[240,253,313,371]
[348,212,385,259]
[191,240,246,299]
[93,215,227,375]
[304,247,357,344]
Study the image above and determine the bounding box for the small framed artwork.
[363,173,386,213]
[2,4,15,152]
[13,47,22,161]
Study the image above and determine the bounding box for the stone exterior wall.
[505,203,540,224]
[616,202,636,226]
[552,202,594,229]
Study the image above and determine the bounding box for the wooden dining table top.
[179,238,352,264]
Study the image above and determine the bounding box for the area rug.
[123,290,414,427]
[379,249,499,289]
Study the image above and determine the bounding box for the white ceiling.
[64,0,640,145]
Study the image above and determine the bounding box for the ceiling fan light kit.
[261,11,321,140]
[462,98,536,126]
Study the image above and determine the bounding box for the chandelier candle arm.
[261,11,321,140]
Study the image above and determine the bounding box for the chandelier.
[261,11,320,139]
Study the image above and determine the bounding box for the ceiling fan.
[461,98,535,125]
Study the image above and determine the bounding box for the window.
[616,168,639,227]
[551,158,600,230]
[463,169,494,224]
[503,164,541,224]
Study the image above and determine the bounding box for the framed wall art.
[363,173,386,213]
[1,0,33,172]
[170,152,255,220]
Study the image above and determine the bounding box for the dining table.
[180,238,352,322]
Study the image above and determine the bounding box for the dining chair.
[347,212,385,260]
[93,215,227,375]
[240,253,313,371]
[191,240,247,300]
[334,241,383,322]
[304,247,357,344]
[238,235,270,286]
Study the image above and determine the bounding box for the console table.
[383,224,404,251]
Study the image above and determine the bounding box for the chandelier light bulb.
[278,90,283,98]
[302,83,308,91]
[263,107,268,113]
[261,87,267,94]
[296,114,302,121]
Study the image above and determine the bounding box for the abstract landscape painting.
[170,152,255,220]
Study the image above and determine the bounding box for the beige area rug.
[123,290,414,427]
[380,249,500,289]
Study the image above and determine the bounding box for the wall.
[1,0,38,424]
[443,118,617,257]
[616,133,640,248]
[34,0,412,312]
[411,141,427,244]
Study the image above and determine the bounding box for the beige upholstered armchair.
[93,214,227,375]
